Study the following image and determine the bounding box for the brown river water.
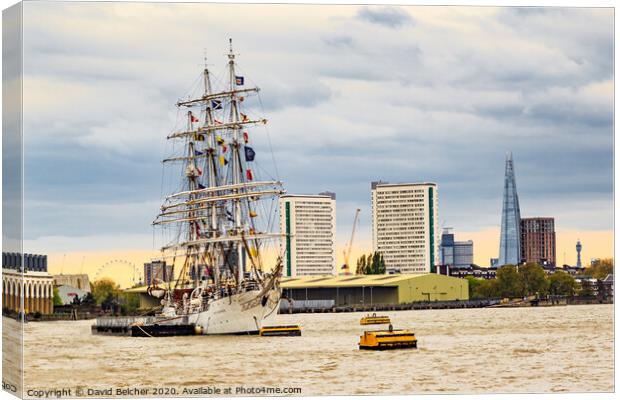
[4,304,614,397]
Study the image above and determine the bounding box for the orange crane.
[341,208,361,275]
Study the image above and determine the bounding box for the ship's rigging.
[152,39,285,303]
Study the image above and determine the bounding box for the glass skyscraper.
[440,230,473,267]
[498,153,522,266]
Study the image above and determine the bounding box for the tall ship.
[151,40,285,334]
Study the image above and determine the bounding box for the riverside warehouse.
[280,273,468,307]
[125,273,468,311]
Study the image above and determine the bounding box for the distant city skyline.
[11,4,612,284]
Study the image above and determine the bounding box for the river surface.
[5,304,614,396]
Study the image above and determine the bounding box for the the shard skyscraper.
[498,153,522,266]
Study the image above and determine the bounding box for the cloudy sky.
[16,3,613,282]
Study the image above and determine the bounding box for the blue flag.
[198,183,206,189]
[194,149,204,156]
[211,100,222,110]
[244,146,256,162]
[235,76,244,85]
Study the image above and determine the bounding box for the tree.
[120,293,141,315]
[355,252,386,274]
[475,279,499,299]
[464,276,500,299]
[466,276,483,299]
[355,255,367,275]
[518,263,549,297]
[91,278,121,306]
[82,292,95,305]
[495,265,522,298]
[585,258,614,280]
[370,252,385,274]
[52,287,63,306]
[548,271,577,296]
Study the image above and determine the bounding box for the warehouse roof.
[281,273,445,288]
[124,273,458,293]
[125,285,150,293]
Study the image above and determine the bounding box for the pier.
[279,299,500,314]
[91,316,196,337]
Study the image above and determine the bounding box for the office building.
[440,229,474,267]
[143,260,174,286]
[498,153,522,266]
[520,217,556,266]
[371,181,439,274]
[280,193,337,277]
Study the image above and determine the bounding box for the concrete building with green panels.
[279,193,337,277]
[371,182,440,274]
[281,273,468,306]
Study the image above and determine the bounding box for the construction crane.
[341,208,361,275]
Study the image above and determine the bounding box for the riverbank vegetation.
[585,258,613,280]
[355,252,386,275]
[467,263,583,300]
[88,278,140,315]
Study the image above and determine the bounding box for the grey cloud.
[322,35,355,48]
[523,103,613,128]
[357,6,414,28]
[317,45,422,83]
[24,199,159,239]
[467,99,612,129]
[508,6,555,16]
[495,8,613,79]
[256,82,333,111]
[18,3,613,243]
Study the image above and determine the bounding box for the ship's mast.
[154,39,285,296]
[201,55,221,286]
[227,39,245,286]
[186,110,199,287]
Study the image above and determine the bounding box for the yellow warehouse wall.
[396,274,469,302]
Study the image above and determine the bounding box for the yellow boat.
[360,313,391,325]
[359,329,417,350]
[259,325,302,337]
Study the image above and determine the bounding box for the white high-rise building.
[371,182,439,274]
[279,192,337,276]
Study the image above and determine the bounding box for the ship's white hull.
[187,288,281,334]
